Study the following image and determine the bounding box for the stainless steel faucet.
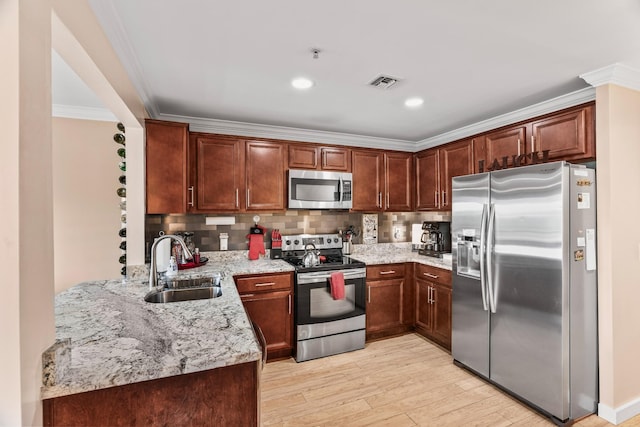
[149,234,193,291]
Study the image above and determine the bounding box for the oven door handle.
[296,269,366,284]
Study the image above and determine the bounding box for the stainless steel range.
[281,233,366,362]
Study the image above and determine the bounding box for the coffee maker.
[418,221,451,258]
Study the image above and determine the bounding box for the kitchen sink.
[144,285,223,303]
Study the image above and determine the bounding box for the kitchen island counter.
[42,252,294,400]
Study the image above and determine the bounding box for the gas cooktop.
[280,233,365,273]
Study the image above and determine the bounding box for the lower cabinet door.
[366,278,404,333]
[241,290,292,360]
[415,279,434,333]
[432,284,452,350]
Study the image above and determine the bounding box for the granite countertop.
[41,251,294,400]
[350,243,453,271]
[42,245,448,400]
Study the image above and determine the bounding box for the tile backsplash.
[145,210,451,259]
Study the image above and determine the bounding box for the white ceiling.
[54,0,640,148]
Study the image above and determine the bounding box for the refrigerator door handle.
[486,203,497,313]
[479,203,489,311]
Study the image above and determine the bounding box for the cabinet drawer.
[415,263,451,286]
[367,263,406,280]
[235,272,292,293]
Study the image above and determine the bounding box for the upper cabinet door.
[352,150,384,211]
[145,120,188,214]
[246,141,286,211]
[385,152,413,211]
[288,145,318,169]
[194,135,244,212]
[530,104,595,161]
[288,144,351,171]
[439,139,474,210]
[484,125,526,169]
[321,147,351,171]
[415,149,439,211]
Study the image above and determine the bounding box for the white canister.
[154,234,172,272]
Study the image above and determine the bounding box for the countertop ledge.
[351,243,452,271]
[41,246,447,400]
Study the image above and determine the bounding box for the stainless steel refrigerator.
[451,161,598,423]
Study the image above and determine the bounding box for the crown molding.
[156,113,416,152]
[580,63,640,92]
[414,87,596,151]
[53,104,118,122]
[88,0,159,117]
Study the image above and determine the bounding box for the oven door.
[296,268,365,326]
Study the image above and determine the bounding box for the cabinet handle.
[517,138,521,156]
[242,294,255,298]
[427,286,433,304]
[531,135,535,153]
[368,286,371,303]
[254,282,276,287]
[423,272,439,279]
[246,188,250,207]
[386,192,390,209]
[378,192,382,208]
[235,188,239,208]
[442,191,447,207]
[188,186,194,207]
[379,270,396,275]
[288,294,292,315]
[431,287,435,305]
[435,191,439,207]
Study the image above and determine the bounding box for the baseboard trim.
[598,398,640,425]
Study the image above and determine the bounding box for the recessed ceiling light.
[404,97,424,108]
[291,77,314,90]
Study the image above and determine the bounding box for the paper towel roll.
[411,224,424,245]
[155,237,171,272]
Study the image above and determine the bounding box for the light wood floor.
[261,333,640,427]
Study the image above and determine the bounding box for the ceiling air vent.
[368,75,400,89]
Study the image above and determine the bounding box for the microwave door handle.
[339,177,343,203]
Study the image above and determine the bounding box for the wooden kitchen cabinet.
[415,149,439,210]
[190,133,244,211]
[365,263,413,340]
[477,102,595,170]
[384,152,413,211]
[288,144,351,171]
[43,361,260,426]
[416,139,474,211]
[530,103,595,162]
[235,272,294,361]
[352,149,384,211]
[414,263,452,350]
[145,120,189,214]
[189,136,286,212]
[352,150,412,211]
[483,125,526,169]
[245,140,287,211]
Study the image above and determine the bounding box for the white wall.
[595,84,640,424]
[0,0,55,425]
[52,117,122,292]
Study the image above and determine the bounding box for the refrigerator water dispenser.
[456,236,480,279]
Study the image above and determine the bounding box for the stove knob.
[285,240,291,245]
[294,239,299,245]
[334,238,339,243]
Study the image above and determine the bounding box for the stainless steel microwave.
[288,169,352,209]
